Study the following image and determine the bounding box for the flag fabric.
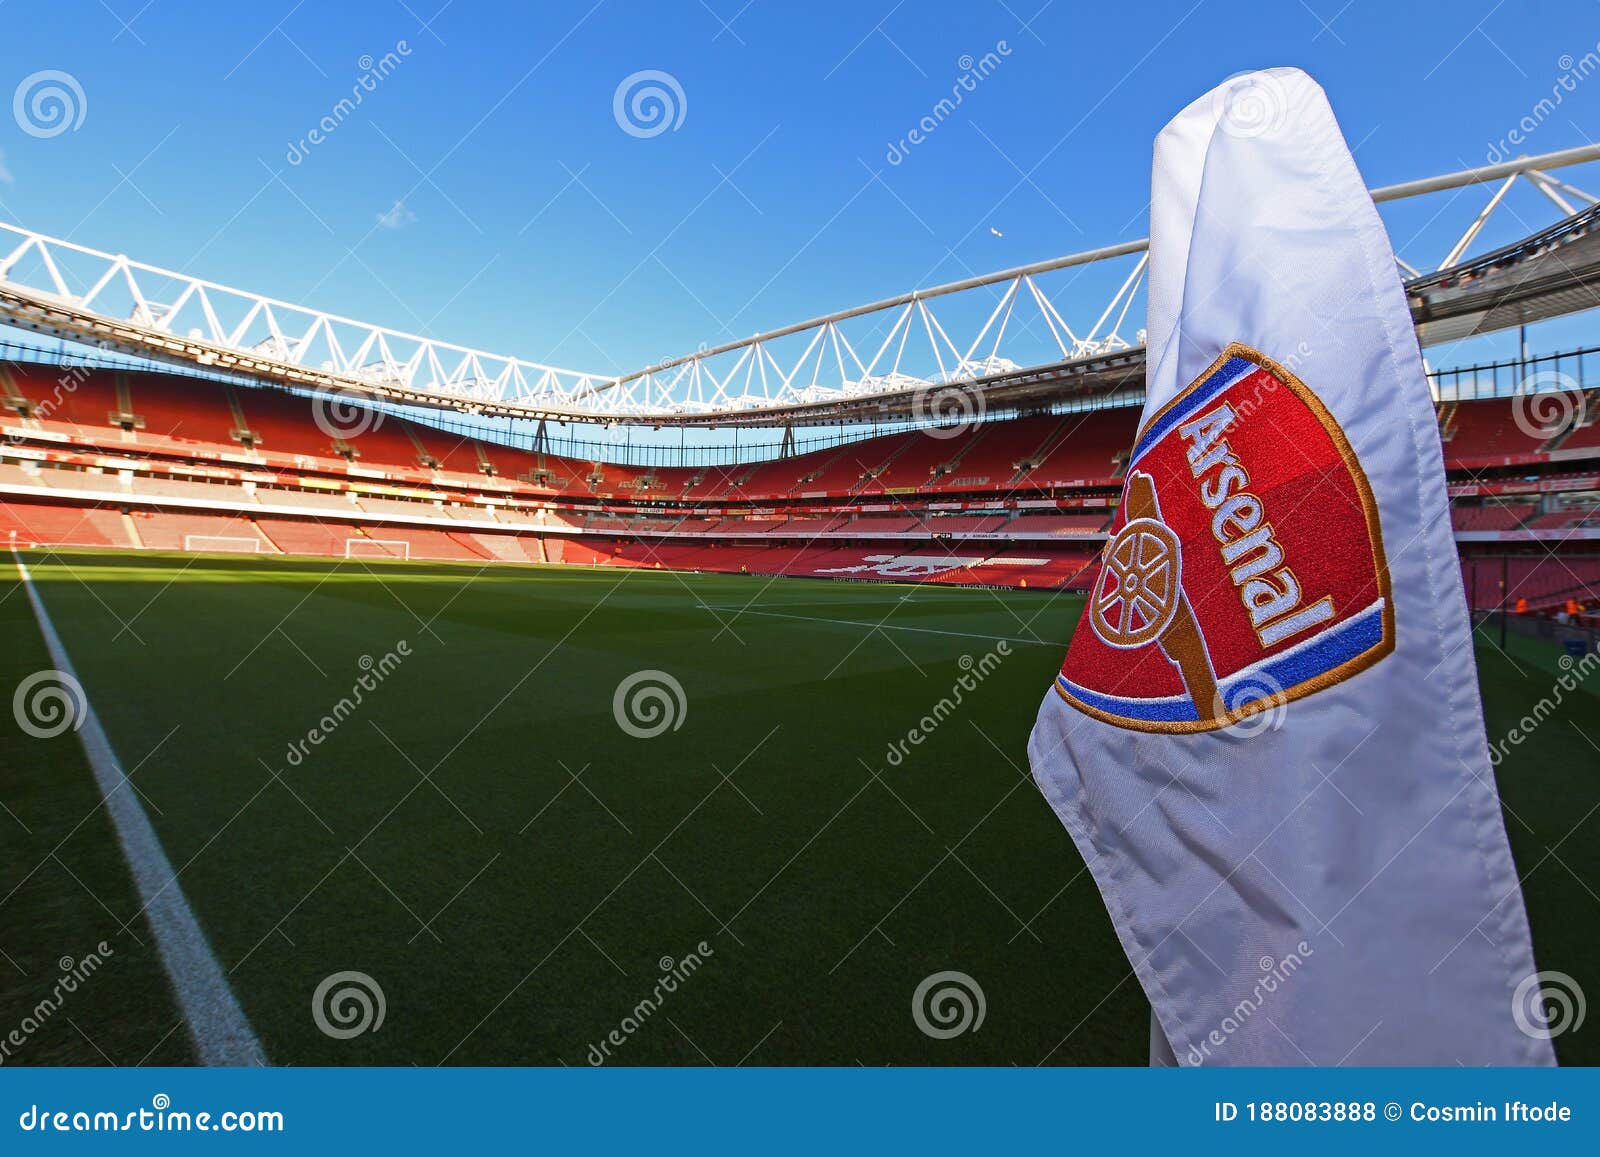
[1027,68,1553,1066]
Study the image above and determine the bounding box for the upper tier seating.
[926,416,1057,490]
[1017,409,1138,486]
[1440,397,1566,463]
[1449,503,1535,532]
[10,364,1600,525]
[1527,506,1600,531]
[1560,410,1600,453]
[228,389,353,461]
[4,363,133,436]
[123,375,242,446]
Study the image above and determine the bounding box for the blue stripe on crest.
[1128,355,1253,466]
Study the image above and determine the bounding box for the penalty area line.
[12,552,266,1066]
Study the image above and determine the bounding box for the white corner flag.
[1028,68,1554,1066]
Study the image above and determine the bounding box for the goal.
[184,535,261,554]
[344,538,410,560]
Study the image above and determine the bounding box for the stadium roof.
[1,145,1598,427]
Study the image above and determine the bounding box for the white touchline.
[12,552,266,1066]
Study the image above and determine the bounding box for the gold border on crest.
[1054,341,1396,735]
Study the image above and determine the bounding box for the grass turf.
[1,549,1595,1066]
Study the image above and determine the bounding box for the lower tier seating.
[0,496,1105,588]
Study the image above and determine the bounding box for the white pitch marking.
[12,552,266,1066]
[697,605,1059,645]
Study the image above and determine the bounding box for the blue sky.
[2,0,1598,379]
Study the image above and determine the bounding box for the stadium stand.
[1007,512,1114,535]
[1440,398,1554,461]
[229,389,345,460]
[0,498,128,547]
[1450,503,1536,532]
[1460,554,1600,611]
[131,509,271,552]
[39,468,129,495]
[1561,414,1600,453]
[1528,506,1600,530]
[4,361,1599,596]
[122,374,244,447]
[1015,409,1136,486]
[460,531,532,563]
[0,462,46,489]
[253,516,364,557]
[6,363,133,436]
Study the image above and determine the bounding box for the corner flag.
[1028,68,1553,1065]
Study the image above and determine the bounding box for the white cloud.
[376,199,415,229]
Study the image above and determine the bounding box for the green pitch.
[2,551,1595,1066]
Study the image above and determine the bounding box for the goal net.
[184,535,261,553]
[345,538,410,560]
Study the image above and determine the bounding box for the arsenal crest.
[1056,343,1393,732]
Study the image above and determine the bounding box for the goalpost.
[183,535,261,554]
[345,538,410,560]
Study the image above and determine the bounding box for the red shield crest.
[1056,343,1393,732]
